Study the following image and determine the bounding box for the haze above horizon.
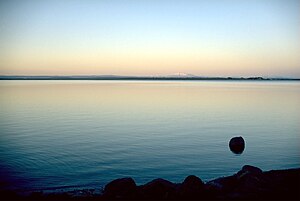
[0,0,299,77]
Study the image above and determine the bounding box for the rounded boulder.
[229,136,245,154]
[104,177,137,199]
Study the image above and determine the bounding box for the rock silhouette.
[178,175,205,199]
[1,165,299,200]
[103,177,137,199]
[229,136,245,154]
[139,178,178,199]
[101,165,299,200]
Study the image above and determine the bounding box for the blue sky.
[0,0,299,76]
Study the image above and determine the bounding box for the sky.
[0,0,299,77]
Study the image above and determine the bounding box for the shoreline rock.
[1,165,299,200]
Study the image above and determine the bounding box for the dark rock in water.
[2,165,300,200]
[261,168,300,199]
[139,178,178,199]
[229,136,245,154]
[206,165,263,199]
[103,177,137,199]
[206,165,300,200]
[237,165,263,178]
[179,175,205,199]
[234,165,265,199]
[233,165,300,199]
[206,175,238,198]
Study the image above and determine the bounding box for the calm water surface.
[0,81,299,191]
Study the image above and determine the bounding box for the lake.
[0,80,299,192]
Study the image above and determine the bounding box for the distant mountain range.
[165,72,198,77]
[0,75,299,81]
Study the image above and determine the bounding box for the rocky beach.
[1,165,299,200]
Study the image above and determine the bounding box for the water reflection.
[0,81,299,191]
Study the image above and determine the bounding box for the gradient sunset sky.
[0,0,299,77]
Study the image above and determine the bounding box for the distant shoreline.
[1,76,300,81]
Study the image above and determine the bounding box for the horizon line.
[1,75,300,81]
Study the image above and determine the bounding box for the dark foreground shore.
[1,165,299,200]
